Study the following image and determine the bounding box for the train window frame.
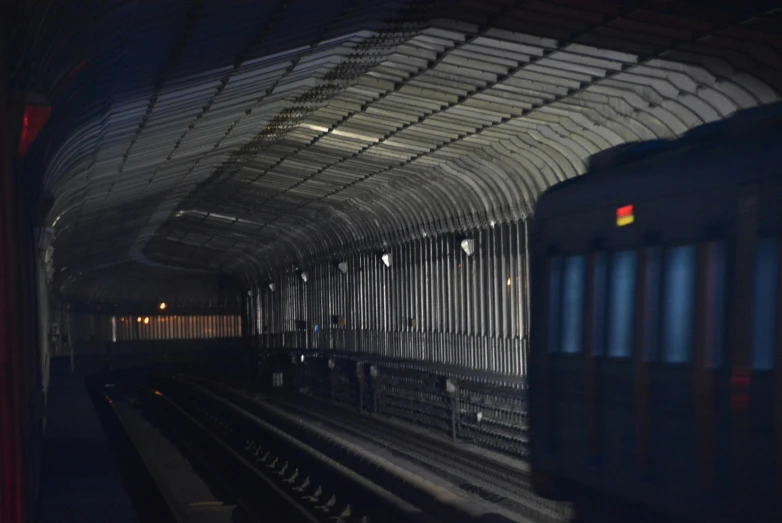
[751,236,779,371]
[701,239,728,370]
[640,245,662,363]
[591,250,608,357]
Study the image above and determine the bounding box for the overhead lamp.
[143,317,150,325]
[136,317,142,323]
[300,271,309,283]
[159,302,167,310]
[337,262,348,274]
[460,239,475,257]
[381,253,392,268]
[268,283,276,292]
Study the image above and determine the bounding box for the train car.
[529,103,782,523]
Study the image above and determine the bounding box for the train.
[529,102,782,523]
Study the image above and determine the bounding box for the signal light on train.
[616,204,634,227]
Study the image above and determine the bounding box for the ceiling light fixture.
[460,239,475,257]
[381,253,392,268]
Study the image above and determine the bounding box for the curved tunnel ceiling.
[15,0,782,302]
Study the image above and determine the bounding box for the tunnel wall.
[62,311,242,350]
[249,221,530,376]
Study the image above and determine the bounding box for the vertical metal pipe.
[423,236,429,360]
[488,227,496,342]
[446,236,453,335]
[410,239,416,360]
[434,236,441,362]
[523,219,531,376]
[502,224,510,341]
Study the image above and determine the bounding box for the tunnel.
[1,1,781,522]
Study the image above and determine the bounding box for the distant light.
[616,204,634,227]
[490,220,496,228]
[381,253,392,267]
[159,302,167,310]
[300,272,309,283]
[137,317,142,323]
[143,317,150,324]
[460,239,475,257]
[337,262,348,274]
[300,355,305,362]
[268,283,276,292]
[506,278,512,287]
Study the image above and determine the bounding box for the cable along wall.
[249,220,530,376]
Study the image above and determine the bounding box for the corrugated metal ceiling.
[13,0,782,302]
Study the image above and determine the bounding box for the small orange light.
[137,317,142,323]
[506,278,512,287]
[159,302,167,310]
[616,204,634,227]
[144,317,150,324]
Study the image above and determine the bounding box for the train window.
[661,245,697,363]
[751,237,778,371]
[607,250,637,358]
[548,256,563,353]
[561,255,586,354]
[703,241,726,368]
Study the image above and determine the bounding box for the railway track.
[108,377,436,523]
[191,376,573,523]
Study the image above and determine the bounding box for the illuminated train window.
[661,245,697,363]
[607,250,637,358]
[561,255,586,354]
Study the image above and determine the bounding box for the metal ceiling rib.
[162,2,781,283]
[26,0,782,301]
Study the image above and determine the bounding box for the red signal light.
[18,105,51,156]
[616,204,634,226]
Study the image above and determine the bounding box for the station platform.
[38,358,139,523]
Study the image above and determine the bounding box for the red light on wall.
[616,204,634,226]
[18,105,51,156]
